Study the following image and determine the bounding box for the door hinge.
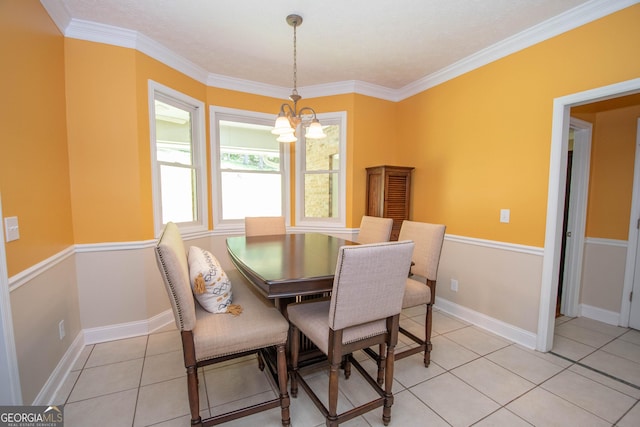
[637,218,640,229]
[631,292,633,302]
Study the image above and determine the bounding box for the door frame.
[537,77,640,352]
[0,193,22,404]
[559,117,592,317]
[621,118,640,328]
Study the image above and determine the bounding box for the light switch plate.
[500,209,510,224]
[4,216,19,242]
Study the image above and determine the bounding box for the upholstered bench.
[155,222,290,426]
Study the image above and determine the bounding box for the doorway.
[536,78,640,352]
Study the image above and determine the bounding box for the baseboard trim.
[83,309,174,345]
[435,297,537,349]
[32,330,85,405]
[36,309,175,404]
[579,304,620,326]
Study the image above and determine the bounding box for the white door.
[628,119,640,329]
[560,119,592,317]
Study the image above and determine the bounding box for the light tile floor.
[54,308,640,426]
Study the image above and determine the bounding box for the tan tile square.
[445,326,511,355]
[363,389,450,426]
[452,358,535,405]
[411,372,499,426]
[619,329,640,345]
[601,338,640,364]
[542,370,636,423]
[567,317,627,337]
[68,358,143,402]
[473,408,532,426]
[432,311,469,334]
[551,334,596,361]
[568,364,640,399]
[390,352,445,388]
[146,329,182,356]
[618,401,640,427]
[134,376,207,426]
[507,387,610,427]
[85,336,147,368]
[204,358,274,408]
[580,350,640,388]
[554,322,615,348]
[141,350,185,386]
[430,335,480,370]
[486,345,564,384]
[65,388,137,427]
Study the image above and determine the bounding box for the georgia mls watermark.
[0,406,63,427]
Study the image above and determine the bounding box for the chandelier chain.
[292,21,297,94]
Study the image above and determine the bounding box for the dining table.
[226,232,359,365]
[226,232,358,309]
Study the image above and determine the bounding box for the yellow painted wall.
[586,105,640,240]
[397,4,640,247]
[0,0,74,275]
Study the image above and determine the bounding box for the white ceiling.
[46,0,627,95]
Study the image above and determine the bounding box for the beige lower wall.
[580,239,627,314]
[15,230,625,404]
[9,253,81,404]
[437,238,544,334]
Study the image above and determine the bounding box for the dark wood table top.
[226,233,358,299]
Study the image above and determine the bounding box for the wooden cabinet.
[365,165,413,241]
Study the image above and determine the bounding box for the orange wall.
[397,5,640,247]
[0,0,74,275]
[585,105,640,240]
[4,2,640,272]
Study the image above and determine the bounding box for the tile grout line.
[549,350,640,391]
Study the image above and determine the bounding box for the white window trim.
[295,111,347,229]
[210,105,290,233]
[148,80,208,237]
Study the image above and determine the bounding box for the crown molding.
[397,0,638,100]
[41,0,637,102]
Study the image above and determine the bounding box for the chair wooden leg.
[342,355,351,379]
[327,361,340,427]
[290,325,300,398]
[424,303,433,367]
[376,343,386,385]
[186,365,202,426]
[276,344,291,426]
[382,342,396,426]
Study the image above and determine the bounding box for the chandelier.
[271,14,326,143]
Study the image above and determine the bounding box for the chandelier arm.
[297,107,318,120]
[279,103,296,116]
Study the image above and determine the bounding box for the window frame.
[149,80,208,237]
[210,105,290,233]
[295,111,347,229]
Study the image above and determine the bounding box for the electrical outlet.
[58,320,65,340]
[450,279,459,292]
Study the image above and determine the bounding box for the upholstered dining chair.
[245,216,286,236]
[367,220,446,385]
[287,240,414,427]
[397,221,446,366]
[357,215,393,244]
[155,222,291,426]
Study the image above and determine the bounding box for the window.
[211,106,288,230]
[296,112,347,228]
[149,81,207,236]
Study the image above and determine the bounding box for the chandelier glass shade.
[271,14,326,143]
